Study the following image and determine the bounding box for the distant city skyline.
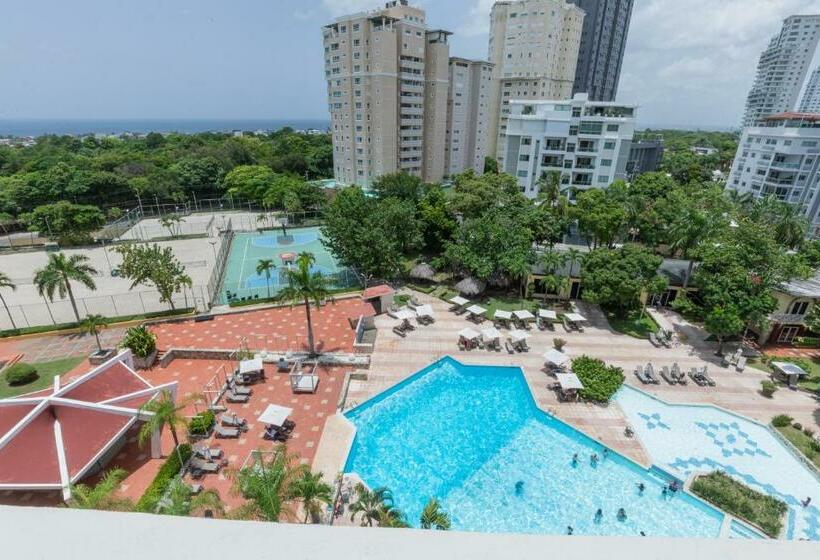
[3,0,820,129]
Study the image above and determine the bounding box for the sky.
[2,0,820,128]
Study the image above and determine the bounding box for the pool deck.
[344,290,820,471]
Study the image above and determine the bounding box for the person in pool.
[567,526,574,535]
[617,508,627,521]
[594,508,603,523]
[637,482,646,495]
[515,481,524,495]
[669,480,680,493]
[572,453,579,467]
[590,453,599,466]
[602,448,610,459]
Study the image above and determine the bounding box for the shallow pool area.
[345,357,724,537]
[615,385,820,540]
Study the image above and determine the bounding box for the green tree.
[33,252,97,322]
[803,303,820,334]
[291,470,333,523]
[483,156,499,174]
[349,484,396,527]
[81,314,106,353]
[67,468,133,511]
[138,390,195,467]
[23,201,106,245]
[573,188,627,249]
[417,186,457,253]
[256,258,276,299]
[704,305,745,355]
[172,156,224,194]
[0,271,17,330]
[160,213,184,238]
[419,498,451,530]
[157,477,224,517]
[223,165,277,201]
[278,252,329,356]
[370,171,428,204]
[115,243,192,310]
[229,447,307,522]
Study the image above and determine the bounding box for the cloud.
[320,0,381,18]
[457,0,494,37]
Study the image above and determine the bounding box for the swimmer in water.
[617,508,627,521]
[595,508,603,523]
[572,453,579,467]
[567,526,574,535]
[590,453,599,466]
[515,481,524,495]
[637,482,646,495]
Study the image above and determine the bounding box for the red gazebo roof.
[0,352,177,499]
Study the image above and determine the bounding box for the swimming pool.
[219,227,358,303]
[345,357,724,537]
[615,385,820,541]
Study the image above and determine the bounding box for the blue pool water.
[615,386,820,541]
[345,357,724,537]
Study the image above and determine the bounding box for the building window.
[601,159,612,167]
[517,170,529,177]
[604,141,615,150]
[607,124,619,132]
[791,301,809,315]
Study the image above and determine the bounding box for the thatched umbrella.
[410,262,436,282]
[455,276,486,296]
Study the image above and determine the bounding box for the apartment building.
[322,1,450,188]
[502,93,636,198]
[487,0,585,164]
[626,137,664,178]
[799,66,820,112]
[567,0,634,102]
[728,112,820,236]
[445,58,494,176]
[742,15,820,127]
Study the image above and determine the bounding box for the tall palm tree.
[228,446,307,522]
[256,258,276,299]
[292,470,333,523]
[278,252,329,356]
[0,271,17,330]
[157,477,224,517]
[33,252,97,322]
[669,210,716,288]
[81,314,106,353]
[419,498,451,530]
[772,201,809,250]
[67,468,133,511]
[376,504,409,528]
[160,214,184,237]
[138,390,199,466]
[349,483,394,527]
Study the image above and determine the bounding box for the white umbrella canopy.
[449,295,470,307]
[543,349,570,366]
[415,304,434,318]
[394,309,415,321]
[458,327,481,340]
[556,373,584,390]
[258,404,293,427]
[494,310,513,320]
[513,310,535,321]
[538,309,558,320]
[564,312,587,323]
[509,329,530,342]
[481,327,501,341]
[466,305,487,316]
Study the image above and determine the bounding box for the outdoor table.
[556,373,584,390]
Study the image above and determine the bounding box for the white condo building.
[799,67,820,112]
[502,93,636,198]
[742,15,820,127]
[487,0,585,165]
[728,112,820,236]
[445,58,494,176]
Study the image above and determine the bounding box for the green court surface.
[219,227,356,304]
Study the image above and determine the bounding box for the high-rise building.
[799,66,820,112]
[567,0,634,102]
[728,112,820,237]
[502,93,636,199]
[445,58,494,176]
[742,15,820,127]
[486,0,585,165]
[322,1,451,188]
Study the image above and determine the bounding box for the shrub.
[120,326,157,358]
[804,428,815,438]
[690,471,787,538]
[793,422,803,431]
[135,444,192,513]
[4,363,38,386]
[771,414,793,428]
[188,411,215,437]
[760,380,777,398]
[553,338,567,351]
[571,355,625,403]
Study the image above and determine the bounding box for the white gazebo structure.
[771,362,809,388]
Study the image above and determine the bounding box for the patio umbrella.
[556,373,584,390]
[410,262,436,281]
[415,304,434,318]
[513,310,535,322]
[509,329,530,342]
[544,349,570,366]
[455,276,486,296]
[394,309,415,321]
[564,312,587,323]
[258,404,294,427]
[481,327,501,341]
[458,327,481,340]
[449,295,470,307]
[466,305,487,316]
[494,310,513,321]
[538,309,558,321]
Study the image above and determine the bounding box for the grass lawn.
[605,309,658,339]
[0,356,86,399]
[750,356,820,393]
[775,425,820,469]
[690,471,787,538]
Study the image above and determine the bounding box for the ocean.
[0,118,330,137]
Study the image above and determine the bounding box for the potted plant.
[121,325,158,369]
[83,314,116,365]
[760,380,778,398]
[553,338,567,351]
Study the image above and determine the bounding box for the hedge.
[135,444,192,513]
[4,363,38,386]
[571,355,625,403]
[690,471,787,538]
[794,336,820,348]
[771,414,793,428]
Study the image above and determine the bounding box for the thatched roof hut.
[455,276,486,296]
[409,262,436,281]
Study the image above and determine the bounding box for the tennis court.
[219,227,358,304]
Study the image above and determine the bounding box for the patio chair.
[634,366,651,384]
[393,326,407,338]
[193,445,223,461]
[700,367,717,387]
[190,458,220,474]
[214,425,240,439]
[660,366,676,385]
[644,364,660,384]
[226,390,249,404]
[408,296,421,309]
[220,412,247,429]
[649,332,662,347]
[227,379,252,397]
[457,339,466,351]
[505,340,516,354]
[263,425,289,442]
[659,331,672,348]
[277,358,290,372]
[688,368,705,386]
[736,356,747,372]
[519,339,530,352]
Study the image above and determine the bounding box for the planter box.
[88,348,117,365]
[132,349,158,370]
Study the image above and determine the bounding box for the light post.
[209,240,217,263]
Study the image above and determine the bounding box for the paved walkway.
[0,327,128,364]
[344,290,820,468]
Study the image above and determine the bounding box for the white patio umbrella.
[538,309,558,321]
[513,310,535,321]
[543,349,570,367]
[481,327,501,342]
[258,404,294,427]
[564,312,587,323]
[466,305,487,316]
[415,304,434,318]
[394,309,415,321]
[449,295,470,307]
[494,310,513,321]
[458,327,481,341]
[556,373,584,390]
[509,329,530,342]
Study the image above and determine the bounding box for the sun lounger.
[220,413,246,428]
[393,326,407,338]
[634,366,651,384]
[736,356,747,372]
[263,425,289,442]
[505,340,516,354]
[660,366,676,385]
[649,332,662,347]
[644,364,660,384]
[699,367,716,386]
[226,390,249,404]
[214,425,240,439]
[194,445,223,461]
[190,458,220,474]
[228,380,252,396]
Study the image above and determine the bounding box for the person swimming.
[617,508,627,521]
[669,480,680,493]
[802,496,812,508]
[567,526,574,535]
[594,508,603,523]
[590,453,599,466]
[640,531,646,537]
[602,448,610,459]
[637,482,646,495]
[661,487,668,499]
[572,453,579,467]
[515,481,524,495]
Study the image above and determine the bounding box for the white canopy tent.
[509,330,531,343]
[556,373,584,390]
[458,328,481,341]
[449,296,470,307]
[538,309,558,321]
[258,404,294,427]
[543,349,570,367]
[415,304,435,319]
[466,305,487,317]
[513,310,535,322]
[481,327,502,342]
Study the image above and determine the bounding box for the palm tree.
[157,477,224,517]
[278,252,329,356]
[67,468,133,511]
[81,314,106,354]
[376,504,409,528]
[138,390,199,466]
[160,214,184,237]
[349,483,393,527]
[33,252,97,322]
[292,470,333,523]
[668,210,716,288]
[0,271,17,330]
[772,201,809,249]
[227,446,307,522]
[419,498,451,530]
[256,258,276,299]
